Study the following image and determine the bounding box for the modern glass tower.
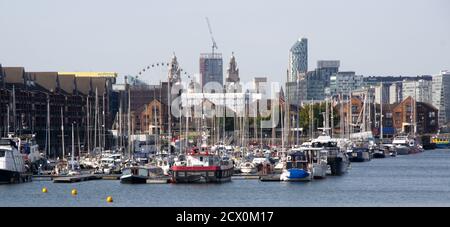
[289,37,308,82]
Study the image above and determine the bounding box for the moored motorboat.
[392,136,413,155]
[239,161,257,174]
[0,137,32,184]
[170,145,234,183]
[311,135,350,175]
[347,147,371,162]
[120,165,164,184]
[280,150,312,182]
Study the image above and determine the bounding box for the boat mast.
[339,94,344,139]
[413,81,417,137]
[94,88,98,150]
[331,96,334,137]
[223,86,226,145]
[118,93,122,149]
[12,85,16,134]
[86,95,90,154]
[281,96,285,153]
[71,122,75,171]
[348,91,352,139]
[380,82,383,142]
[102,92,106,150]
[47,95,51,158]
[128,82,132,159]
[61,107,65,159]
[310,100,314,139]
[185,97,189,153]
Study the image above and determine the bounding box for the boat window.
[200,157,203,162]
[122,169,131,175]
[0,150,6,157]
[138,168,148,176]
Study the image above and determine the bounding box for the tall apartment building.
[402,79,432,104]
[432,70,450,127]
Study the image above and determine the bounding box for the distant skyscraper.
[200,53,223,88]
[289,37,308,82]
[432,70,450,126]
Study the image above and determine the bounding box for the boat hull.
[348,151,371,162]
[327,156,349,176]
[312,164,327,179]
[240,167,257,174]
[171,167,233,183]
[372,152,386,159]
[0,169,31,184]
[280,168,312,181]
[396,147,411,155]
[120,174,148,184]
[435,143,450,149]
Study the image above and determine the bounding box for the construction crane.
[205,17,218,55]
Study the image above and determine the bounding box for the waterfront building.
[392,96,438,134]
[335,95,439,138]
[329,71,364,97]
[432,70,450,127]
[0,64,116,157]
[200,53,223,88]
[402,79,432,104]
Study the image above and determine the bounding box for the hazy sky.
[1,0,449,84]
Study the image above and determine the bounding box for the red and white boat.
[170,145,234,183]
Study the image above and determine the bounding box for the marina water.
[1,149,450,207]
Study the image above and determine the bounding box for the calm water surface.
[1,149,450,207]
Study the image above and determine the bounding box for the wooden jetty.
[231,174,261,180]
[259,174,281,182]
[101,174,121,180]
[53,174,101,183]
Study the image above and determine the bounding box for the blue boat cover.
[288,168,309,179]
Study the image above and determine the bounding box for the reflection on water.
[1,149,450,207]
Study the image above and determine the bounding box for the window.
[0,150,5,157]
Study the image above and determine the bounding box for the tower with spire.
[225,52,241,92]
[168,53,181,83]
[226,52,239,83]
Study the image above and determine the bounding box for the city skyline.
[0,0,449,84]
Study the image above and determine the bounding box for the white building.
[402,79,432,104]
[374,83,390,104]
[389,82,402,104]
[432,70,450,126]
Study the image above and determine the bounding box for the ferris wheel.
[131,57,193,86]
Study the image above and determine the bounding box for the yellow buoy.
[42,187,48,193]
[106,196,113,203]
[71,189,78,196]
